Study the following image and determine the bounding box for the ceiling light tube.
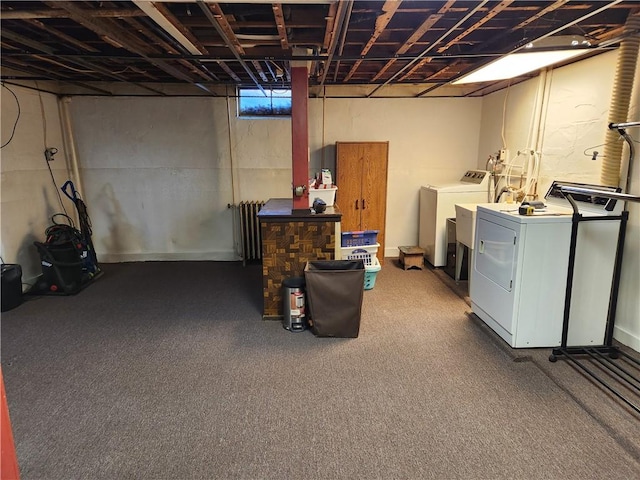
[452,48,591,84]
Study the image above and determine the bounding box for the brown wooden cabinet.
[335,141,389,264]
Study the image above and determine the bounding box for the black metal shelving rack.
[548,122,640,415]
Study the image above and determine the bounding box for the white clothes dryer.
[470,181,623,348]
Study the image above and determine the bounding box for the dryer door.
[475,217,517,292]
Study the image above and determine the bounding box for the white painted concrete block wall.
[1,85,76,282]
[66,94,482,262]
[69,97,235,262]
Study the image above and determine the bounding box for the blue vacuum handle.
[61,180,79,201]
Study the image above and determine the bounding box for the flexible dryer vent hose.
[601,13,640,188]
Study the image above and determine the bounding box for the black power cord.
[1,83,21,149]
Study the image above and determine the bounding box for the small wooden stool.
[398,246,425,270]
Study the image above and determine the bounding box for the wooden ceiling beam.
[469,0,571,56]
[206,3,246,55]
[120,15,216,82]
[32,54,104,78]
[398,0,513,82]
[367,0,490,96]
[132,0,210,55]
[272,3,290,50]
[3,57,68,76]
[344,0,402,82]
[1,29,56,54]
[150,1,210,54]
[46,1,213,93]
[216,61,242,82]
[127,66,157,81]
[22,18,100,53]
[251,60,269,82]
[319,0,353,86]
[437,0,514,52]
[1,61,115,95]
[44,2,155,55]
[322,2,338,52]
[413,0,570,88]
[0,41,19,50]
[371,0,455,82]
[0,8,146,20]
[2,34,165,95]
[198,1,264,90]
[331,1,354,83]
[512,0,571,30]
[182,19,325,29]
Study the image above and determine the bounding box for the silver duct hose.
[601,14,640,188]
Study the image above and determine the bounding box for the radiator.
[236,201,265,264]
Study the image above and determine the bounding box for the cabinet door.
[335,142,364,232]
[361,142,388,264]
[336,141,388,265]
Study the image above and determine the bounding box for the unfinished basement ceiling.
[1,1,638,97]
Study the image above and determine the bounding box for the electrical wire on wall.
[1,83,20,149]
[35,81,69,218]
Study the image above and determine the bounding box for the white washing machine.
[419,170,491,267]
[470,181,623,348]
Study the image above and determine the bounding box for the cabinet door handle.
[362,199,366,210]
[355,199,359,210]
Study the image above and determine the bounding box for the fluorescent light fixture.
[452,48,591,84]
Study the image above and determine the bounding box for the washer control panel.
[461,170,489,184]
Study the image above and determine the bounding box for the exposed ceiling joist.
[133,0,208,55]
[344,0,402,82]
[0,8,146,20]
[130,2,220,82]
[23,18,100,53]
[45,1,214,94]
[371,0,456,82]
[0,0,636,96]
[197,0,265,92]
[368,0,491,97]
[318,0,353,87]
[272,3,290,50]
[399,0,514,81]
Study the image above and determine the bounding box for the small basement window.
[238,87,291,117]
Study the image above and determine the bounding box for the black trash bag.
[304,260,365,338]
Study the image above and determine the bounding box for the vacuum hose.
[601,13,640,187]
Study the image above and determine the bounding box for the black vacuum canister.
[1,264,23,312]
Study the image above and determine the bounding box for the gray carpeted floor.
[1,260,638,479]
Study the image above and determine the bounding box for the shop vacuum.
[1,262,23,312]
[30,181,102,295]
